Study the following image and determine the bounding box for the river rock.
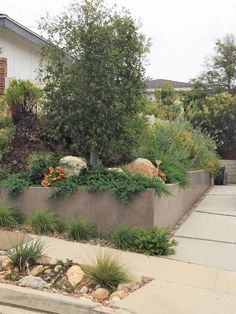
[18,276,49,290]
[110,290,128,300]
[91,288,109,301]
[60,156,87,176]
[1,259,12,270]
[124,158,158,178]
[36,255,51,265]
[80,285,89,294]
[0,255,9,266]
[110,296,121,304]
[30,265,44,276]
[66,265,84,287]
[54,264,62,272]
[0,250,8,256]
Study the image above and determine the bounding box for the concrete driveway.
[170,185,236,271]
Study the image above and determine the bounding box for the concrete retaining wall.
[0,170,211,234]
[220,160,236,184]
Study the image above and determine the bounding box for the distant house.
[0,14,46,95]
[146,79,192,101]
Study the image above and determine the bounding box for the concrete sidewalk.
[1,185,236,313]
[171,185,236,271]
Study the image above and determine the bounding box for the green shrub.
[158,155,189,187]
[135,119,219,184]
[83,253,132,291]
[8,238,44,274]
[0,203,23,228]
[51,167,168,204]
[0,167,10,181]
[27,209,61,234]
[0,173,30,195]
[65,217,97,241]
[109,225,142,250]
[0,117,14,161]
[0,115,13,129]
[109,225,177,256]
[136,227,177,255]
[3,79,43,123]
[27,152,60,184]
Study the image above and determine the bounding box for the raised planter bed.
[0,170,212,234]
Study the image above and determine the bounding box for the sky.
[1,0,236,82]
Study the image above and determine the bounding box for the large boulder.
[124,158,158,178]
[59,156,87,177]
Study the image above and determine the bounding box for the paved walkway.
[171,185,236,271]
[1,185,236,313]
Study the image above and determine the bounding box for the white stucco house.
[0,14,46,95]
[146,79,192,101]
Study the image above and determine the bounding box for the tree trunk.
[90,147,99,167]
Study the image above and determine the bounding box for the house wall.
[0,27,41,80]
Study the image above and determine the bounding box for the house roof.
[0,13,47,46]
[146,79,192,90]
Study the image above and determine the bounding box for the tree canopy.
[39,0,150,165]
[192,34,236,95]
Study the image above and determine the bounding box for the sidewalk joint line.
[195,210,236,218]
[174,235,236,245]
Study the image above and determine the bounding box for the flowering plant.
[155,160,167,182]
[158,170,167,182]
[41,166,68,187]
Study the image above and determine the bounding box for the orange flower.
[57,166,64,173]
[49,167,54,174]
[41,178,50,187]
[41,165,69,187]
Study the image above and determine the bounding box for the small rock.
[110,296,121,304]
[131,282,142,290]
[54,265,62,272]
[95,283,101,290]
[1,259,12,270]
[18,276,49,290]
[80,285,89,294]
[36,255,51,265]
[30,265,44,276]
[91,288,109,301]
[110,290,128,300]
[0,250,8,256]
[44,268,52,274]
[0,256,9,266]
[104,300,110,306]
[66,265,84,287]
[117,283,130,291]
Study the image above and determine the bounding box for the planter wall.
[0,170,212,234]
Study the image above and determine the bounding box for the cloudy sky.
[1,0,236,82]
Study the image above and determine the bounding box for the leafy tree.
[193,34,236,95]
[186,92,236,157]
[144,84,182,120]
[39,0,149,165]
